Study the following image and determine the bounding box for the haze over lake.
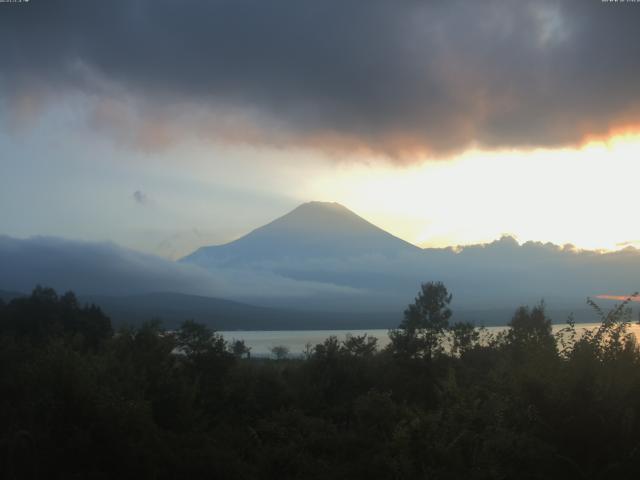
[220,322,640,356]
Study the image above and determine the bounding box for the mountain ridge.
[181,201,420,268]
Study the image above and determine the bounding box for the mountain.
[182,202,640,317]
[181,201,420,268]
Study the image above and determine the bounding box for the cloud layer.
[1,234,639,320]
[0,235,362,300]
[2,0,640,158]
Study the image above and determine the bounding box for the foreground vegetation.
[1,284,640,479]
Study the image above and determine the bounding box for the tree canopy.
[1,285,640,479]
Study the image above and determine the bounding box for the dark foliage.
[1,285,640,479]
[0,286,112,348]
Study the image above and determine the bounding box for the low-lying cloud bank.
[0,236,362,300]
[2,235,639,316]
[2,1,640,158]
[0,235,222,296]
[202,236,640,310]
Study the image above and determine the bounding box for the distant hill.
[80,292,399,330]
[0,288,605,329]
[1,287,398,330]
[78,293,607,330]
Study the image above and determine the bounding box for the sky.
[2,0,640,259]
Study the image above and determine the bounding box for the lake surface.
[220,322,640,357]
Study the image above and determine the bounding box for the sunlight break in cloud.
[303,133,640,252]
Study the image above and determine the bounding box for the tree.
[507,302,553,348]
[303,342,314,359]
[313,336,341,361]
[342,333,378,357]
[449,321,479,357]
[270,345,290,360]
[230,339,251,359]
[174,320,234,418]
[175,320,228,358]
[389,282,452,359]
[0,286,112,348]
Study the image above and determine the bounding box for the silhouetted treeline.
[1,284,640,479]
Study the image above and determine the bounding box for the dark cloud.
[2,0,640,158]
[132,190,147,205]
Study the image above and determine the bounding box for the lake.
[220,322,640,357]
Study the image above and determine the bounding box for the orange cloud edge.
[595,295,640,303]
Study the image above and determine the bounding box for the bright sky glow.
[2,102,640,258]
[304,133,640,251]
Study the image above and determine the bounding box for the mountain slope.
[181,201,420,268]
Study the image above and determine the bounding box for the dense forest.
[1,283,640,479]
